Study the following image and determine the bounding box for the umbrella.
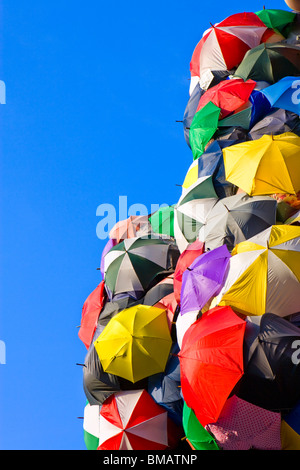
[285,209,300,226]
[180,244,231,316]
[94,304,172,383]
[189,101,221,160]
[109,215,152,243]
[236,313,300,412]
[78,281,107,349]
[182,402,219,450]
[103,236,179,300]
[255,8,296,35]
[173,240,205,305]
[223,132,300,196]
[149,205,175,238]
[196,78,256,120]
[98,389,169,450]
[83,402,100,450]
[182,139,241,199]
[176,309,200,349]
[182,83,204,149]
[281,400,300,450]
[249,108,300,140]
[143,274,177,330]
[234,43,300,84]
[174,175,218,253]
[261,76,300,115]
[206,395,282,450]
[214,225,300,317]
[189,12,267,95]
[178,305,246,427]
[100,238,117,278]
[198,192,277,252]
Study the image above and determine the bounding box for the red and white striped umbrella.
[98,389,169,450]
[189,12,267,95]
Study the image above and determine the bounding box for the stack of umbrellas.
[78,6,300,451]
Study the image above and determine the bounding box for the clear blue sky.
[0,0,288,450]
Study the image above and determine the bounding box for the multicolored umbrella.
[198,192,277,252]
[179,305,246,427]
[215,225,300,317]
[180,244,230,315]
[223,132,300,196]
[189,12,267,95]
[83,402,100,450]
[98,389,169,450]
[94,304,172,383]
[206,395,282,450]
[103,236,179,300]
[234,43,300,84]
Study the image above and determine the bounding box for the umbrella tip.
[76,363,87,367]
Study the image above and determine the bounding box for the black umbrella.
[236,313,300,413]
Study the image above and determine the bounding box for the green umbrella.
[234,43,300,84]
[255,8,296,36]
[149,204,175,238]
[182,402,219,450]
[189,101,221,160]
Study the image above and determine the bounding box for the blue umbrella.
[261,76,300,115]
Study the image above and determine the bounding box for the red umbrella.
[78,281,106,349]
[189,12,267,95]
[98,389,174,450]
[179,305,246,427]
[173,240,204,305]
[196,78,256,119]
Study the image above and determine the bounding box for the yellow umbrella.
[223,132,300,196]
[94,305,172,383]
[212,225,300,317]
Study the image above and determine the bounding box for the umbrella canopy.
[173,240,205,305]
[261,76,300,115]
[234,43,300,84]
[176,309,200,349]
[215,225,300,317]
[206,395,282,450]
[143,274,177,330]
[103,236,179,300]
[189,101,221,160]
[281,400,300,450]
[149,205,175,238]
[78,281,107,349]
[182,83,204,149]
[198,192,277,252]
[178,305,246,427]
[189,12,267,95]
[255,8,296,35]
[83,402,101,450]
[196,78,256,120]
[223,132,300,196]
[249,108,300,140]
[237,313,300,412]
[182,139,240,199]
[183,402,219,450]
[109,215,152,243]
[98,389,169,450]
[174,175,218,253]
[94,304,172,383]
[180,244,231,315]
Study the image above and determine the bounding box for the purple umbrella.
[180,244,230,315]
[100,238,117,278]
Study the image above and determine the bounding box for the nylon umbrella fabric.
[206,395,282,450]
[78,281,107,349]
[173,240,204,305]
[178,305,246,427]
[180,244,231,316]
[149,205,175,238]
[182,402,219,450]
[98,389,170,450]
[182,83,204,149]
[198,192,277,252]
[189,12,268,95]
[214,225,300,317]
[189,101,221,160]
[103,236,179,300]
[255,8,296,35]
[223,132,300,196]
[234,43,300,84]
[261,76,300,115]
[94,304,172,383]
[249,108,300,140]
[83,402,101,450]
[236,313,300,412]
[109,215,152,243]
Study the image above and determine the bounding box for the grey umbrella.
[249,108,300,140]
[198,192,277,252]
